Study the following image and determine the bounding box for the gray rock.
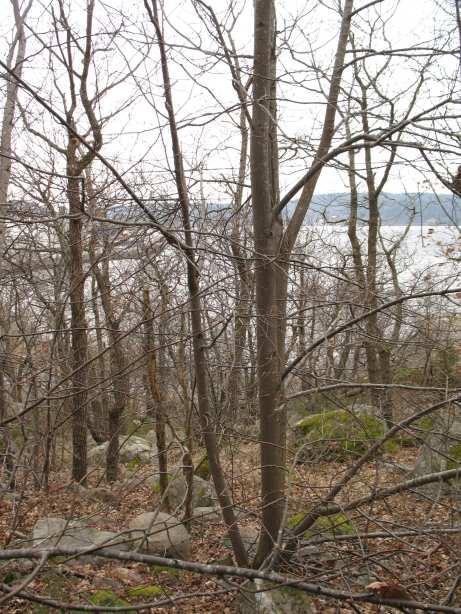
[190,506,221,526]
[223,526,258,559]
[128,511,191,559]
[1,491,20,504]
[236,580,314,613]
[292,407,388,462]
[93,576,123,591]
[145,428,184,446]
[31,517,128,564]
[112,566,145,585]
[67,484,119,507]
[88,436,154,466]
[413,406,461,497]
[148,473,214,510]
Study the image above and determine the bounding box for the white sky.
[0,0,459,203]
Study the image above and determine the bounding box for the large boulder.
[128,511,191,559]
[30,517,128,564]
[413,405,461,497]
[88,436,154,466]
[292,408,395,462]
[148,473,214,510]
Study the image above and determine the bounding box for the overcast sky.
[0,0,459,202]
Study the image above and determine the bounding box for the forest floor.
[1,440,460,613]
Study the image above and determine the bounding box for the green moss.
[287,512,305,529]
[394,366,424,385]
[276,585,312,608]
[126,584,165,598]
[447,443,461,470]
[286,394,340,417]
[195,457,210,480]
[89,589,129,608]
[287,512,355,538]
[150,564,181,578]
[126,457,141,470]
[295,409,391,460]
[3,571,18,584]
[295,408,435,456]
[151,474,171,494]
[246,582,312,610]
[395,416,434,447]
[40,570,72,600]
[314,513,355,535]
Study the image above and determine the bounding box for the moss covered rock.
[90,589,129,608]
[413,406,461,497]
[293,408,394,461]
[287,512,355,539]
[236,580,313,613]
[126,584,165,598]
[395,416,434,447]
[88,436,154,466]
[447,442,461,469]
[149,473,213,510]
[150,564,181,578]
[194,456,210,480]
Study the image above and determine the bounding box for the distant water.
[300,225,461,289]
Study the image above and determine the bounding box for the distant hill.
[7,192,461,227]
[296,192,461,226]
[103,192,461,226]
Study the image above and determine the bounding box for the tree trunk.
[251,0,286,567]
[143,287,169,508]
[145,0,249,568]
[0,0,31,491]
[67,170,89,484]
[89,230,128,483]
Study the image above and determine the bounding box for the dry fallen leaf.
[366,581,412,601]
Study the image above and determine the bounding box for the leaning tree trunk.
[145,0,249,568]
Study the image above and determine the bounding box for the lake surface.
[301,225,461,290]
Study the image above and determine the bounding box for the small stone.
[112,567,145,585]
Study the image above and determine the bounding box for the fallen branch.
[0,547,460,612]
